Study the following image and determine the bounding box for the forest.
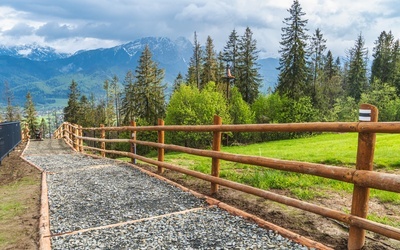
[5,0,400,148]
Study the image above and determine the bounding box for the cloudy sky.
[0,0,399,58]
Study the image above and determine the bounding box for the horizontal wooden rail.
[79,136,400,193]
[81,121,400,133]
[58,104,400,248]
[82,146,400,241]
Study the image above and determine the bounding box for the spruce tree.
[134,45,166,125]
[103,79,115,126]
[121,70,136,125]
[172,72,184,93]
[110,75,121,126]
[371,31,398,85]
[321,50,343,110]
[346,34,368,102]
[3,81,15,121]
[236,27,262,104]
[222,29,239,76]
[24,92,37,135]
[186,32,203,88]
[276,0,309,100]
[201,36,218,88]
[63,80,80,123]
[309,28,327,104]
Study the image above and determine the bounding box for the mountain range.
[0,37,279,108]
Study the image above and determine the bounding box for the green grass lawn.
[123,132,400,204]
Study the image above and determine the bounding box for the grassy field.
[126,133,400,207]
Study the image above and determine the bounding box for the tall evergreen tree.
[236,27,262,104]
[103,79,115,126]
[121,70,136,125]
[134,45,166,125]
[172,72,184,93]
[321,50,343,111]
[63,80,80,123]
[276,0,309,100]
[24,92,37,134]
[309,28,327,103]
[186,32,203,88]
[110,75,121,126]
[346,34,369,101]
[200,36,218,88]
[392,40,400,94]
[3,81,15,121]
[222,29,239,76]
[371,31,398,85]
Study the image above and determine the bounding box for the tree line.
[3,0,400,146]
[63,0,400,148]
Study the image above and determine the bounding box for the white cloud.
[0,0,399,57]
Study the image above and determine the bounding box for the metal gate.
[0,121,21,164]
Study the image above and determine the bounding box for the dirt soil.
[0,142,41,250]
[138,164,400,250]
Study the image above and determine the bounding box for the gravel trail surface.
[24,139,313,249]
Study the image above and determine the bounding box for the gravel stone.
[24,140,314,249]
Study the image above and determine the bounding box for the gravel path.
[24,139,314,249]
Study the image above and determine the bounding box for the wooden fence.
[54,104,400,249]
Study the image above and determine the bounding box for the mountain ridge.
[0,37,278,107]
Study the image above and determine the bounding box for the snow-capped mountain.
[0,43,69,61]
[0,37,278,107]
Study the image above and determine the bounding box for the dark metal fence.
[0,121,22,164]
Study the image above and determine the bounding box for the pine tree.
[3,81,15,121]
[186,32,203,88]
[236,27,262,104]
[392,40,400,94]
[321,50,343,110]
[371,31,398,85]
[222,29,239,76]
[110,75,121,126]
[172,72,184,93]
[24,92,37,135]
[200,36,218,88]
[346,34,368,101]
[103,79,115,126]
[309,28,327,104]
[40,118,47,137]
[276,0,309,100]
[63,80,80,123]
[134,45,166,125]
[121,70,136,124]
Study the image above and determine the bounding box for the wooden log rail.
[55,104,400,249]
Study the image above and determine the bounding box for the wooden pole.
[73,125,78,151]
[130,121,136,164]
[158,119,165,174]
[211,115,222,194]
[63,123,67,140]
[100,124,105,157]
[79,125,83,152]
[348,104,378,250]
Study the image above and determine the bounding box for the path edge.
[83,152,333,250]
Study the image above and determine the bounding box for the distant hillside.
[0,37,278,108]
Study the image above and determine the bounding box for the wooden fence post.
[79,125,83,152]
[63,123,67,140]
[69,123,73,143]
[158,119,165,174]
[130,121,136,164]
[211,115,222,194]
[100,124,105,157]
[73,125,79,151]
[348,104,378,250]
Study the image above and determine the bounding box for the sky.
[0,0,399,58]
